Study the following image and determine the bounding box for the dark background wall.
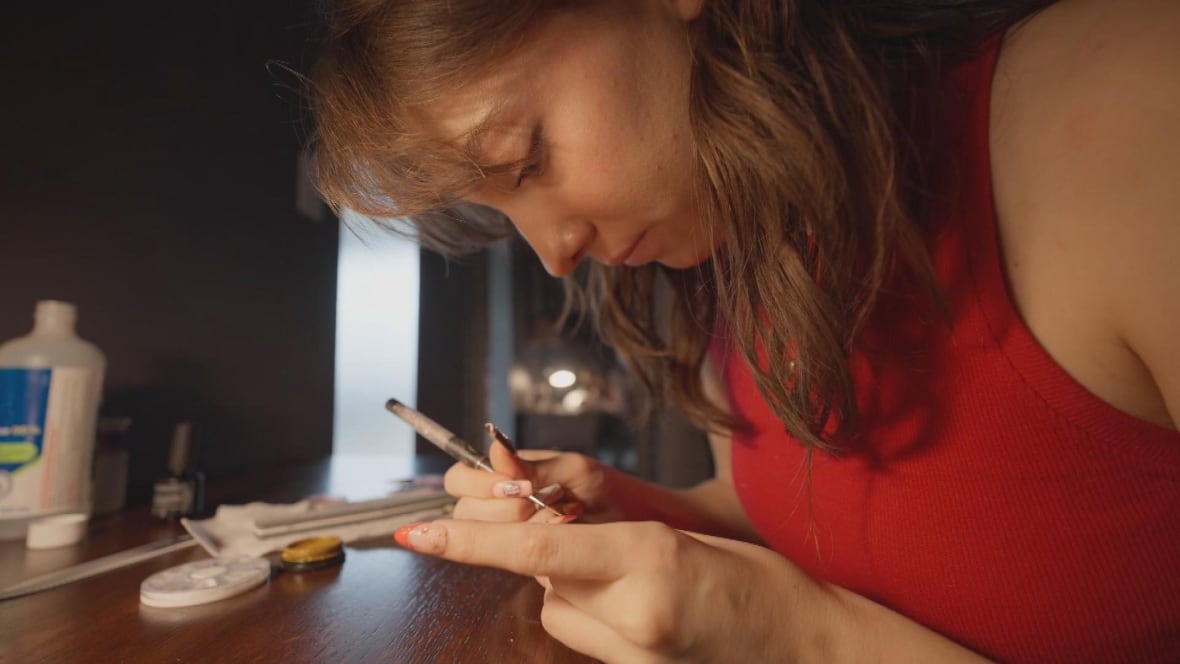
[0,1,705,502]
[415,251,490,471]
[1,2,337,502]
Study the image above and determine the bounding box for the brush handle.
[385,399,562,517]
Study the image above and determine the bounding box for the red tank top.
[714,36,1180,662]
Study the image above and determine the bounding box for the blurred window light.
[334,213,419,456]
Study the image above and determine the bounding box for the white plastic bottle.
[0,300,106,540]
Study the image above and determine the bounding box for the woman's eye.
[514,162,539,189]
[513,125,545,190]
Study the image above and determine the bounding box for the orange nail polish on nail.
[394,521,447,553]
[393,522,423,549]
[558,501,584,517]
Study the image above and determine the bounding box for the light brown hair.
[309,0,1052,450]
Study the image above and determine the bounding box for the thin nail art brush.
[385,399,563,517]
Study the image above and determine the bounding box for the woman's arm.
[603,357,761,541]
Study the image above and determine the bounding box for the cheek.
[629,150,699,229]
[562,166,672,228]
[549,93,698,226]
[563,140,696,222]
[554,146,642,220]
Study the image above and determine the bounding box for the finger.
[556,501,584,518]
[393,520,625,580]
[541,588,660,664]
[546,574,681,653]
[523,452,599,500]
[527,506,558,524]
[488,439,532,479]
[533,482,566,506]
[451,497,538,522]
[516,449,562,462]
[535,528,702,650]
[529,484,577,522]
[443,462,532,499]
[484,422,518,454]
[443,462,498,496]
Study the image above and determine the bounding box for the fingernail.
[485,423,518,455]
[492,480,532,498]
[534,483,564,503]
[547,513,578,525]
[393,522,446,553]
[557,501,584,517]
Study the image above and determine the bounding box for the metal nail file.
[0,534,198,602]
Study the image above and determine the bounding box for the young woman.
[311,0,1180,660]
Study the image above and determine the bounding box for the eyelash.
[514,125,545,189]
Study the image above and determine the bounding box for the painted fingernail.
[492,480,532,498]
[485,423,518,455]
[557,501,584,517]
[534,483,564,504]
[393,522,446,553]
[546,513,578,525]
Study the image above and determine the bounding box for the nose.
[510,209,594,278]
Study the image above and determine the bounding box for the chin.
[658,253,711,270]
[660,238,721,269]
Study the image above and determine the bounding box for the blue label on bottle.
[0,369,51,473]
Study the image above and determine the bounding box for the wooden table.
[0,456,596,663]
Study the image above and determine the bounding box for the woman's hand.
[444,440,628,524]
[393,518,845,663]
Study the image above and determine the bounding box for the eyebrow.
[457,105,535,176]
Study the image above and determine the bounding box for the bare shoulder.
[989,0,1180,428]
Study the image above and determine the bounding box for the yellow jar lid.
[280,536,344,564]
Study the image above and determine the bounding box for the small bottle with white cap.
[0,300,105,542]
[151,421,204,520]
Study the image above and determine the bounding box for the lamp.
[509,339,623,416]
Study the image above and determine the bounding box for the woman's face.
[432,0,717,276]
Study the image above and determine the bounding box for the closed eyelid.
[513,124,546,188]
[507,124,544,172]
[524,124,544,161]
[470,122,542,171]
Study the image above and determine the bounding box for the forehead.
[432,76,521,148]
[426,18,566,147]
